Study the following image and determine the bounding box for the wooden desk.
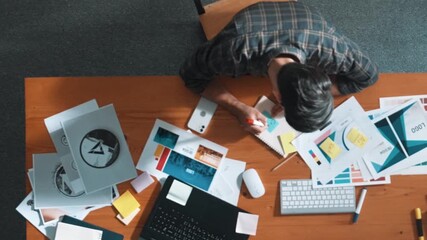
[26,74,427,240]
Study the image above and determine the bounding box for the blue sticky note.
[262,111,279,133]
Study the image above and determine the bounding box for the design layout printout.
[379,95,427,175]
[137,119,228,191]
[293,97,385,185]
[62,104,137,194]
[363,99,427,179]
[311,160,391,188]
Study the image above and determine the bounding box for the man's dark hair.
[277,63,333,132]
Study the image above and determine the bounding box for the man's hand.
[201,78,268,134]
[234,104,267,134]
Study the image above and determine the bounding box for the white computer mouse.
[242,168,265,198]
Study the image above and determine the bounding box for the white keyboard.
[280,179,356,215]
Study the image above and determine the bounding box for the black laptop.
[140,176,250,240]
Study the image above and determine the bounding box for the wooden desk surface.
[25,74,427,240]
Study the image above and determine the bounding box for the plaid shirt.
[180,1,378,95]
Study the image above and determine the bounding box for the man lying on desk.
[179,1,378,134]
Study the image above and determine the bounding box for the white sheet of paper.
[137,119,228,191]
[54,222,102,240]
[131,172,154,193]
[27,169,94,225]
[293,97,385,185]
[33,153,112,209]
[363,99,427,179]
[116,207,140,225]
[44,100,98,158]
[235,212,259,236]
[208,158,246,206]
[166,180,192,206]
[62,104,137,194]
[379,95,427,175]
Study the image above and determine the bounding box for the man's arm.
[179,38,267,134]
[334,41,379,95]
[201,79,267,134]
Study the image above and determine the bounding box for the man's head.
[277,63,333,132]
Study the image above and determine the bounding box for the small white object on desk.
[131,171,154,193]
[116,207,141,225]
[54,222,102,240]
[235,212,259,236]
[166,179,193,206]
[242,168,265,198]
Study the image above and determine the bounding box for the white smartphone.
[187,97,218,134]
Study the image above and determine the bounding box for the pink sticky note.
[131,172,154,193]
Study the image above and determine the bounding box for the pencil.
[271,152,298,171]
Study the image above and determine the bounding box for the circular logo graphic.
[71,160,78,171]
[61,135,68,146]
[54,165,84,197]
[79,129,120,168]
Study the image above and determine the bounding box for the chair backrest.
[196,0,295,40]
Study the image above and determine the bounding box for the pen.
[271,152,298,171]
[246,118,265,127]
[415,208,425,240]
[352,187,367,223]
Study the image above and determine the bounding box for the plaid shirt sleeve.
[335,38,379,94]
[179,42,215,94]
[179,34,238,94]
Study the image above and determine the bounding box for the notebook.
[139,176,250,240]
[253,95,299,156]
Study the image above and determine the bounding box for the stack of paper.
[113,190,141,225]
[292,95,427,189]
[17,99,141,239]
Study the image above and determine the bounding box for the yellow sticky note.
[319,137,342,159]
[347,128,368,148]
[112,190,140,218]
[279,132,297,154]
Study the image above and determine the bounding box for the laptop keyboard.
[148,206,228,240]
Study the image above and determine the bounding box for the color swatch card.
[363,99,427,179]
[253,96,299,156]
[293,97,385,185]
[62,104,137,194]
[137,119,228,191]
